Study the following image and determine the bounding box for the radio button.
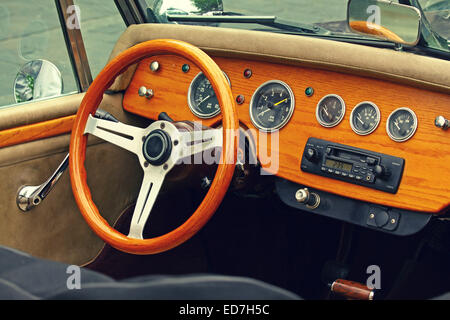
[341,172,348,177]
[366,157,377,165]
[355,175,362,180]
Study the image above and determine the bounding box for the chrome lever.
[16,153,69,212]
[15,109,119,212]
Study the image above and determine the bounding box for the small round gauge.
[316,94,346,128]
[249,80,295,132]
[350,101,381,135]
[386,107,418,142]
[187,71,230,119]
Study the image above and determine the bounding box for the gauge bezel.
[349,101,381,136]
[249,80,295,132]
[315,94,346,128]
[187,71,231,119]
[386,107,418,142]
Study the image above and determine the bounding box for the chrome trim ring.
[386,107,418,142]
[315,94,346,128]
[349,101,381,136]
[249,80,295,132]
[187,71,230,119]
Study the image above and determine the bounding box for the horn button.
[142,129,172,166]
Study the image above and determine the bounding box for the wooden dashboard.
[123,54,450,214]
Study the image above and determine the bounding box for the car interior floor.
[85,180,450,300]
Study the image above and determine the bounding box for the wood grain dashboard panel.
[123,54,450,214]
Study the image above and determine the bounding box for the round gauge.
[316,94,346,128]
[249,80,295,132]
[386,107,418,142]
[350,101,381,135]
[187,71,230,119]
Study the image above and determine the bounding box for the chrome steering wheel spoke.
[84,114,145,156]
[177,127,223,160]
[127,166,167,239]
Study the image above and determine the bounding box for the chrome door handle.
[15,109,119,212]
[16,153,69,212]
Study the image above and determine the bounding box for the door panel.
[0,92,146,265]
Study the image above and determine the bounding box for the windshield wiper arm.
[166,13,330,35]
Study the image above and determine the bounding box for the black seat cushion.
[0,246,300,300]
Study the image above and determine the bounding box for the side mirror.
[147,0,223,23]
[14,59,63,103]
[347,0,422,46]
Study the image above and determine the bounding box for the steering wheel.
[69,39,238,255]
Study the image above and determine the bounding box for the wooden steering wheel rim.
[69,39,238,255]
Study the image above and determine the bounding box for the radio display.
[325,159,352,172]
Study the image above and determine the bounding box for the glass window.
[75,0,126,78]
[418,0,449,40]
[0,0,78,108]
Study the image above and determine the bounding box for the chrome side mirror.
[147,0,223,23]
[347,0,422,46]
[14,59,63,103]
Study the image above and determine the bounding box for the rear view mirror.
[347,0,421,46]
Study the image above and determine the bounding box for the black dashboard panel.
[275,178,431,236]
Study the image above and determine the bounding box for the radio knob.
[305,148,320,163]
[374,165,391,179]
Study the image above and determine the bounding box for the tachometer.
[386,107,418,142]
[249,80,295,132]
[316,94,346,128]
[187,71,230,119]
[350,101,381,135]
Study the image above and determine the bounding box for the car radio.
[300,138,405,194]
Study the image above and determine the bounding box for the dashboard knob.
[435,115,449,130]
[374,165,391,179]
[295,188,321,209]
[305,148,320,162]
[138,86,154,99]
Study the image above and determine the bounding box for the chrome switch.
[138,86,154,99]
[435,115,449,130]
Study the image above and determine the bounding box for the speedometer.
[249,80,295,132]
[187,71,230,119]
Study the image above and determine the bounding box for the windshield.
[418,0,449,40]
[224,0,347,28]
[146,0,449,54]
